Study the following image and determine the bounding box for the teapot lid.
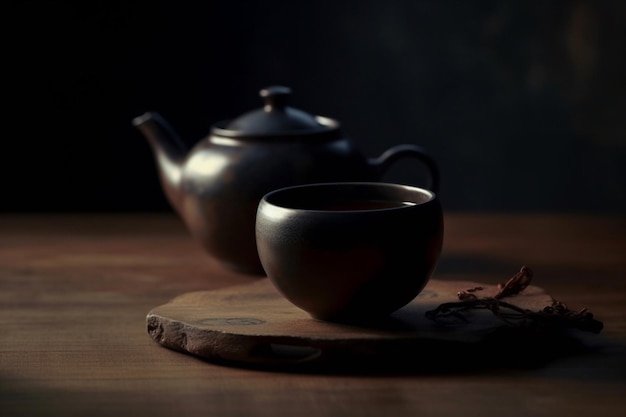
[212,86,341,139]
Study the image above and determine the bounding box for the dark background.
[3,0,625,214]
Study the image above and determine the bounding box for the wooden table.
[1,213,625,416]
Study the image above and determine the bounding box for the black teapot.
[133,86,439,275]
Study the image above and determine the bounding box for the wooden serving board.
[146,278,584,372]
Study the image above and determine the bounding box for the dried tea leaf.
[494,265,533,299]
[425,266,603,334]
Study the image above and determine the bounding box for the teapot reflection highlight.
[133,86,439,275]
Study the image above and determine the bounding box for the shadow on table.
[199,323,615,376]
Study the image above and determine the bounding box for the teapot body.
[133,86,439,276]
[180,134,376,274]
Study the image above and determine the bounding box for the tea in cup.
[255,182,444,322]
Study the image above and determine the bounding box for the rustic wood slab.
[146,278,588,372]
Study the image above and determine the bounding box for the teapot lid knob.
[260,86,292,111]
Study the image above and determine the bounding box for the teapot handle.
[369,144,440,194]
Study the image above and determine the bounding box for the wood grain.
[1,213,625,417]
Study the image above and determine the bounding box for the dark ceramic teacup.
[255,182,444,322]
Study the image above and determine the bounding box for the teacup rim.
[260,181,436,213]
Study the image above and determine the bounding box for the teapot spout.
[132,112,188,213]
